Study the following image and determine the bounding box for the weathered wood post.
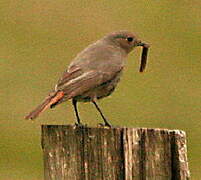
[41,125,190,180]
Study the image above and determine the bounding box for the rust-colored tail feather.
[25,91,64,120]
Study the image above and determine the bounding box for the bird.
[25,30,150,127]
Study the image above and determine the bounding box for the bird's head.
[104,30,150,72]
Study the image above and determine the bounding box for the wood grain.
[41,125,190,180]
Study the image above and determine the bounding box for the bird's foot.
[75,122,86,128]
[98,122,112,128]
[104,122,112,128]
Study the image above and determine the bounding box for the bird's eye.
[127,37,133,42]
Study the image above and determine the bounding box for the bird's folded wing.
[56,66,83,88]
[56,68,122,99]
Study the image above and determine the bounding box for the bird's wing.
[56,67,123,99]
[56,65,83,89]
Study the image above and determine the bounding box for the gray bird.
[25,30,150,126]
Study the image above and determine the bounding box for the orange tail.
[25,91,64,120]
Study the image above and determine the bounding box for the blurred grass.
[0,0,201,179]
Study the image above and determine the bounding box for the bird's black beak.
[137,42,150,72]
[137,42,145,47]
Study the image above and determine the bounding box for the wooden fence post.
[41,125,190,180]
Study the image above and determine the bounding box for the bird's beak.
[137,42,150,72]
[137,42,145,46]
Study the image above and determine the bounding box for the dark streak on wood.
[139,129,146,180]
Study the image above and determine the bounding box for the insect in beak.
[137,42,150,72]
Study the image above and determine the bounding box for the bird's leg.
[92,100,112,127]
[72,99,82,126]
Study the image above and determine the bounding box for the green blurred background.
[0,0,200,179]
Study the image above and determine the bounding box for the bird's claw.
[98,123,112,128]
[75,123,86,128]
